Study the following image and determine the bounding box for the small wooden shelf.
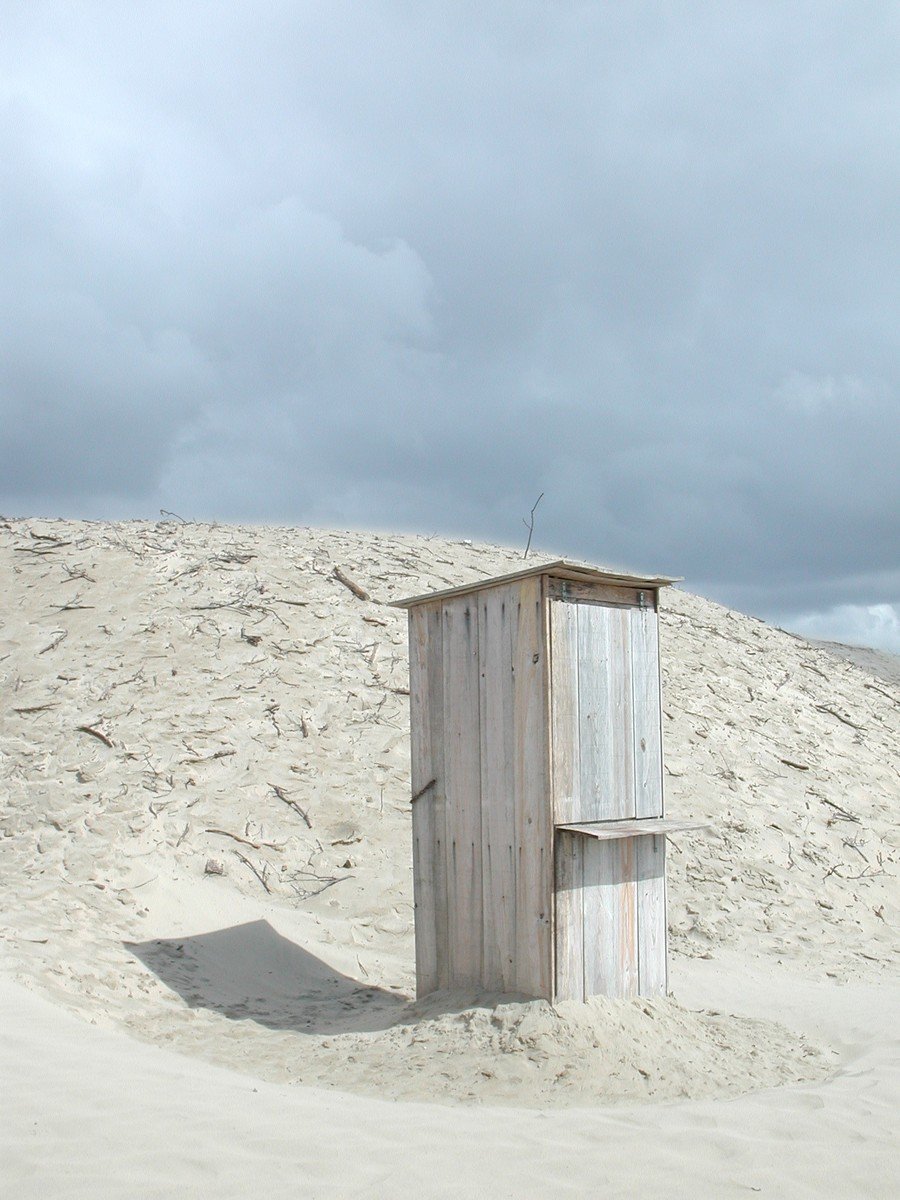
[556,818,709,840]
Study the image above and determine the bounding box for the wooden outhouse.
[394,560,702,1003]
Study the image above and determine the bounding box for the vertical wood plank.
[549,599,580,826]
[409,602,447,995]
[478,584,517,992]
[631,604,664,819]
[512,576,552,998]
[442,595,483,988]
[578,605,636,821]
[553,830,584,1001]
[636,834,668,995]
[583,836,638,998]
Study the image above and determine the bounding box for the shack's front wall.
[554,830,667,1001]
[408,577,552,999]
[548,586,663,825]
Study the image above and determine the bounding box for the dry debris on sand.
[0,517,897,1192]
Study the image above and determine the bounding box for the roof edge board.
[390,559,682,609]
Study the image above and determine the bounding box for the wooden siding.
[511,576,551,997]
[550,596,663,824]
[408,602,448,994]
[441,595,483,987]
[410,578,551,999]
[554,829,667,1001]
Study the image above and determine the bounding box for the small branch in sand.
[332,567,371,601]
[181,748,236,764]
[269,783,313,829]
[818,797,860,824]
[159,509,188,523]
[864,681,896,703]
[206,827,284,851]
[522,492,544,559]
[780,758,809,771]
[76,724,114,749]
[38,630,68,655]
[233,851,273,893]
[815,704,864,731]
[14,704,56,714]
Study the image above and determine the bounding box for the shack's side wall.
[409,578,552,999]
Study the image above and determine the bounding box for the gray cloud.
[1,3,898,645]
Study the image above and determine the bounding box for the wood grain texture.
[546,579,655,608]
[636,834,667,995]
[555,818,709,839]
[553,829,584,1002]
[408,602,447,995]
[577,603,635,822]
[512,576,551,998]
[583,836,638,999]
[549,599,580,826]
[442,595,483,987]
[631,605,664,819]
[478,584,518,991]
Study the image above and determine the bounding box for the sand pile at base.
[0,516,896,1106]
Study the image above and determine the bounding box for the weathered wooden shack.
[393,560,703,1003]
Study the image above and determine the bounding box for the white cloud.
[782,603,900,653]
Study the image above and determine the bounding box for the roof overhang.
[390,559,681,609]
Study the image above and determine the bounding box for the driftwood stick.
[269,783,313,829]
[522,492,544,559]
[233,851,273,893]
[818,797,861,824]
[76,724,114,749]
[780,758,810,771]
[206,827,284,850]
[815,704,865,731]
[182,748,236,764]
[332,567,371,601]
[39,631,68,655]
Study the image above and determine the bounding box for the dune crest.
[0,517,896,1110]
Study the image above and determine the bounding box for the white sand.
[1,517,897,1194]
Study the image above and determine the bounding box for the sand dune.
[1,517,897,1195]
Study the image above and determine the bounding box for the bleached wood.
[478,584,518,991]
[546,578,656,608]
[441,595,483,987]
[549,599,580,825]
[631,605,664,818]
[391,560,679,609]
[554,830,584,1002]
[512,576,551,998]
[556,818,709,839]
[577,604,635,822]
[636,834,667,995]
[408,602,447,995]
[583,836,638,999]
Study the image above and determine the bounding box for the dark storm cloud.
[1,3,898,645]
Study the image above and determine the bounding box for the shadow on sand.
[126,919,416,1035]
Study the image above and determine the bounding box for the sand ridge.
[0,516,896,1115]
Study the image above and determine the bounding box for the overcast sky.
[2,3,898,649]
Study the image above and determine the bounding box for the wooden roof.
[390,559,680,609]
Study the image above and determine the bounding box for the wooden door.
[549,592,663,825]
